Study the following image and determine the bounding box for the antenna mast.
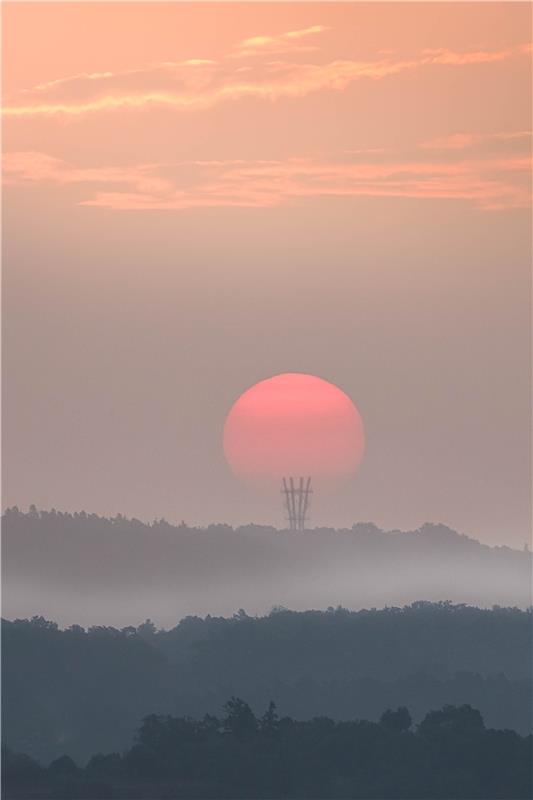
[281,476,312,530]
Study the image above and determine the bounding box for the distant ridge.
[2,505,526,548]
[2,508,530,628]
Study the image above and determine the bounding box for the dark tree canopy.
[379,706,412,732]
[2,702,531,799]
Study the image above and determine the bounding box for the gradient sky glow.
[3,3,531,545]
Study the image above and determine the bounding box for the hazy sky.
[3,3,531,546]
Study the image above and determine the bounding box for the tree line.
[3,699,531,799]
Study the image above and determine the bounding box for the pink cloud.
[422,131,531,150]
[3,39,529,118]
[422,47,514,65]
[232,24,330,57]
[4,142,530,212]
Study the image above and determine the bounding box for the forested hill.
[2,508,531,626]
[2,604,531,763]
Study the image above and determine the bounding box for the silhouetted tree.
[260,700,280,738]
[48,755,78,776]
[418,703,484,738]
[380,706,412,731]
[223,697,257,740]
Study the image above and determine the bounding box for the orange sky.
[2,3,532,545]
[3,3,531,210]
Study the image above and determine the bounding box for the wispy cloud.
[27,71,117,93]
[425,41,531,65]
[4,138,530,211]
[2,151,174,194]
[3,33,529,118]
[24,60,219,95]
[232,25,330,57]
[422,47,513,65]
[1,57,423,117]
[422,131,531,151]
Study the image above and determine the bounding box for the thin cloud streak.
[3,39,530,118]
[23,60,220,96]
[232,24,330,57]
[422,131,531,150]
[4,145,530,211]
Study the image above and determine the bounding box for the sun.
[223,372,365,491]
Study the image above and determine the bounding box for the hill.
[2,508,531,627]
[2,604,531,763]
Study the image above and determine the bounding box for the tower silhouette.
[281,476,312,531]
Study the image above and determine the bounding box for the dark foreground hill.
[3,701,531,799]
[2,508,531,627]
[2,604,531,763]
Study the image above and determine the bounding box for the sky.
[2,2,531,547]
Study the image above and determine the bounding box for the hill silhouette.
[2,508,531,627]
[2,604,531,763]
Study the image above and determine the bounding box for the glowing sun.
[223,372,365,490]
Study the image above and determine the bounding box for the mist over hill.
[2,508,530,627]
